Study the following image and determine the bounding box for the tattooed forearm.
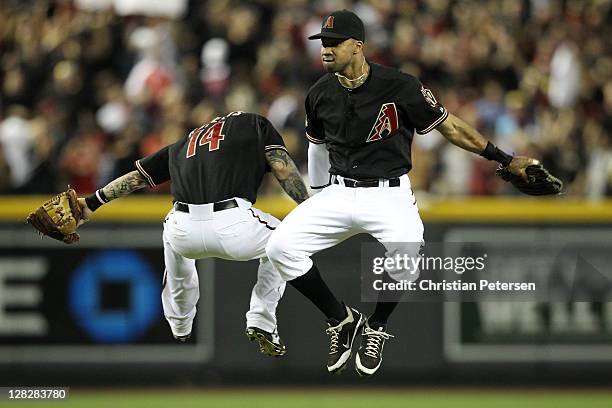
[265,149,310,204]
[279,173,310,204]
[102,170,148,201]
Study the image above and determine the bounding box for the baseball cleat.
[355,319,394,376]
[173,333,192,343]
[325,305,363,374]
[246,327,286,357]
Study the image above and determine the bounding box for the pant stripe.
[249,208,275,230]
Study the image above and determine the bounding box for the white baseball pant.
[266,174,424,282]
[162,197,285,337]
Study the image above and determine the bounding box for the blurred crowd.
[0,0,611,198]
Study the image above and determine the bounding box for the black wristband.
[84,189,109,212]
[480,141,513,167]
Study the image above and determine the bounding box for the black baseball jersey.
[134,112,287,204]
[305,62,448,179]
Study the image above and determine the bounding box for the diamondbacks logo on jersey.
[323,16,334,29]
[366,103,399,142]
[421,86,438,108]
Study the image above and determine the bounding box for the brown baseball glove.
[26,187,83,244]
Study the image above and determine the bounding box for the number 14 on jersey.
[186,111,243,158]
[186,122,225,157]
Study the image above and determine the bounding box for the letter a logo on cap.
[323,15,334,29]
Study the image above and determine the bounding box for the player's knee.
[265,246,295,281]
[265,234,305,281]
[265,232,284,264]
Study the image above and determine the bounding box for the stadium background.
[1,0,611,407]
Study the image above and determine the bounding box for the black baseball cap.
[308,10,365,42]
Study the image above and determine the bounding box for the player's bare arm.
[435,113,487,154]
[436,113,538,181]
[101,170,148,200]
[265,149,310,204]
[78,170,148,223]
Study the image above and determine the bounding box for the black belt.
[174,199,239,213]
[333,176,400,188]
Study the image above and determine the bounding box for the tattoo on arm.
[265,149,310,204]
[102,170,148,201]
[266,148,290,168]
[279,173,310,204]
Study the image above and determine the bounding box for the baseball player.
[78,111,310,356]
[266,10,539,375]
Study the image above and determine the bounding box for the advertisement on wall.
[0,227,213,363]
[443,227,612,362]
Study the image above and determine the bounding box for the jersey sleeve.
[402,76,449,135]
[134,145,171,187]
[256,115,287,153]
[305,93,325,144]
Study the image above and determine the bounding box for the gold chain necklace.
[335,57,367,88]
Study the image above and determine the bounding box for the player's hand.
[77,198,93,227]
[507,156,540,183]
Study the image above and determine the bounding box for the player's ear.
[353,40,363,54]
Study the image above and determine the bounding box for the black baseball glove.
[496,162,563,196]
